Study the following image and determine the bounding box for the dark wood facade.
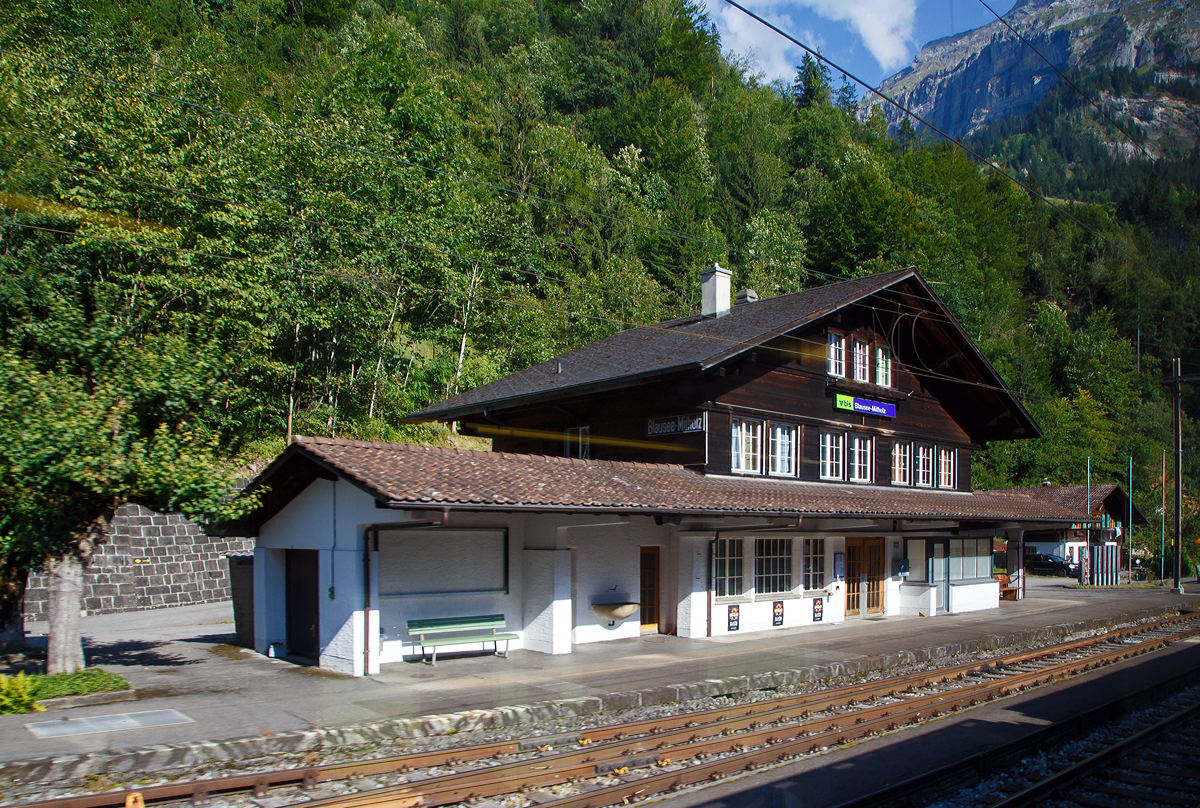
[461,317,977,491]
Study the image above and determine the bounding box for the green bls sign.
[835,393,854,411]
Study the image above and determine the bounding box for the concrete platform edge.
[1,604,1183,785]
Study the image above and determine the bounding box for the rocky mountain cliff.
[862,0,1199,143]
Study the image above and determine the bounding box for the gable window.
[915,444,934,487]
[714,537,743,597]
[802,537,825,590]
[754,538,793,594]
[563,426,590,459]
[891,441,911,485]
[848,434,873,483]
[826,332,845,377]
[939,447,957,488]
[876,346,892,387]
[853,339,870,382]
[819,432,844,480]
[731,418,762,474]
[768,423,798,476]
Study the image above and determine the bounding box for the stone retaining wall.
[23,504,254,619]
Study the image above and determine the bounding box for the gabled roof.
[401,268,1039,443]
[405,269,912,422]
[233,437,1092,534]
[985,484,1148,526]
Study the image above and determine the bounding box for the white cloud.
[706,1,819,83]
[703,0,917,78]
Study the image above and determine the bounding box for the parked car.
[1025,554,1078,577]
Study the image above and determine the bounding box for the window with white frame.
[802,537,825,590]
[826,332,845,377]
[819,431,844,480]
[891,441,911,485]
[876,345,892,387]
[754,538,793,594]
[731,418,762,473]
[563,426,590,459]
[939,447,956,488]
[768,423,798,476]
[915,444,934,487]
[848,434,873,482]
[714,537,743,597]
[852,339,870,382]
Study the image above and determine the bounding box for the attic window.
[564,426,590,459]
[876,346,892,387]
[826,332,845,377]
[852,340,870,383]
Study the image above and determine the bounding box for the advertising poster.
[727,604,740,632]
[772,600,784,626]
[813,597,824,622]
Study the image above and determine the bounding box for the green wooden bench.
[406,614,518,665]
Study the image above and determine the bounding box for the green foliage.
[0,0,1196,584]
[29,667,131,700]
[0,668,129,713]
[0,672,44,714]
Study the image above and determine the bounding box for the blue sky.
[701,0,1019,90]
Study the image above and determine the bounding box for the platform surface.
[2,577,1197,765]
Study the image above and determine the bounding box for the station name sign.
[647,412,706,436]
[835,393,895,418]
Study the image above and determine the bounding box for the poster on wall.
[834,552,845,580]
[813,597,824,622]
[727,604,740,631]
[772,600,784,626]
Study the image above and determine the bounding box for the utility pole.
[1163,359,1198,594]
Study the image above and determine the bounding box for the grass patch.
[30,668,131,701]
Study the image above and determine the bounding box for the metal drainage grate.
[25,709,194,738]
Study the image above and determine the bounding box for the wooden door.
[640,546,660,633]
[845,538,885,617]
[285,549,319,660]
[864,538,884,614]
[845,540,863,616]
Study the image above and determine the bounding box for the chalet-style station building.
[240,267,1095,675]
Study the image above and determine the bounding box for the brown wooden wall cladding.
[461,318,978,489]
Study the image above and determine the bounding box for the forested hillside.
[0,0,1196,563]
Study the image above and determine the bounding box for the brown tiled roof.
[985,484,1147,525]
[403,268,917,422]
[280,437,1090,523]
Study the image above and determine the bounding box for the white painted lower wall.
[898,582,937,616]
[949,579,1000,613]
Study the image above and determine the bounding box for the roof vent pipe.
[700,263,731,318]
[735,289,758,305]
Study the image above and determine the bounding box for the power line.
[973,0,1180,182]
[0,50,988,321]
[720,0,1199,311]
[5,32,1192,376]
[1,216,1081,410]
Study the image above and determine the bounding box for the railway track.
[13,612,1200,808]
[988,682,1200,808]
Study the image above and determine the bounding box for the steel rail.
[828,653,1200,808]
[988,691,1200,807]
[285,623,1200,808]
[12,612,1199,808]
